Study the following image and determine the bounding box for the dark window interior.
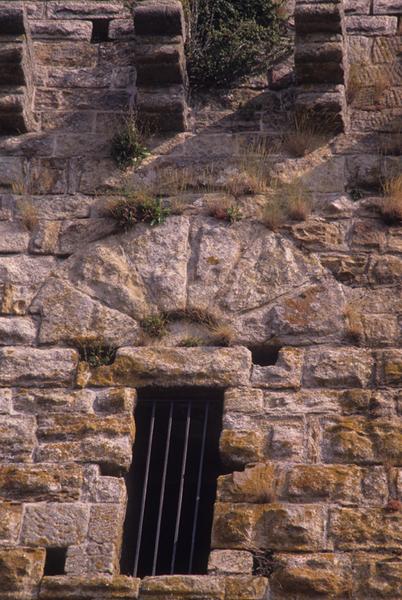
[120,387,224,578]
[91,19,110,43]
[44,548,67,576]
[250,345,281,366]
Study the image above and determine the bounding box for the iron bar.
[152,401,174,575]
[133,401,156,577]
[188,401,209,573]
[170,401,192,574]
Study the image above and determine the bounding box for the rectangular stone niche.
[120,387,224,578]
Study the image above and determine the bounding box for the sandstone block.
[0,388,11,413]
[30,19,92,40]
[373,0,402,14]
[224,576,269,600]
[224,388,264,414]
[213,503,326,552]
[87,504,124,545]
[0,316,36,345]
[13,388,94,414]
[38,575,140,599]
[0,464,83,502]
[351,553,402,598]
[219,430,266,469]
[270,553,352,598]
[140,575,225,599]
[217,463,279,504]
[295,3,344,34]
[0,547,45,598]
[83,347,252,388]
[370,255,402,285]
[34,41,98,68]
[0,347,78,386]
[134,1,185,37]
[286,464,363,503]
[208,550,253,575]
[320,253,368,284]
[379,350,402,385]
[303,347,373,388]
[46,1,131,19]
[345,0,371,14]
[346,15,398,35]
[0,503,22,544]
[329,508,402,550]
[20,503,90,547]
[0,415,36,462]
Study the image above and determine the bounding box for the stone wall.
[0,1,401,599]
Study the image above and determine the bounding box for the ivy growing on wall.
[184,0,289,88]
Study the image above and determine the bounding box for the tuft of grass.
[282,111,330,157]
[167,307,219,329]
[75,336,117,368]
[178,336,204,347]
[111,113,150,170]
[18,200,38,231]
[262,180,311,230]
[105,191,170,230]
[140,313,169,338]
[232,139,276,195]
[210,323,235,347]
[379,175,402,225]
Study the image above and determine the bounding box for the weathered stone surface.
[303,347,374,388]
[251,348,303,389]
[32,277,141,347]
[208,550,253,575]
[217,463,279,504]
[13,388,94,414]
[223,388,264,414]
[46,1,131,19]
[20,503,90,547]
[36,413,135,473]
[0,316,37,345]
[39,575,140,599]
[0,464,83,502]
[219,430,266,469]
[30,19,92,40]
[0,503,22,544]
[270,553,353,598]
[224,576,269,600]
[0,255,56,314]
[346,15,398,35]
[212,503,326,552]
[286,464,363,504]
[0,347,78,386]
[140,575,225,599]
[0,415,36,462]
[0,546,45,598]
[379,349,402,385]
[373,0,402,15]
[350,552,402,598]
[0,222,29,253]
[81,347,252,388]
[329,508,402,550]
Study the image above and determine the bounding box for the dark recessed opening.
[250,345,281,366]
[91,19,110,43]
[44,548,67,576]
[120,387,224,578]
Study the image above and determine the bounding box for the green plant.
[141,313,169,338]
[106,191,170,229]
[379,174,402,225]
[111,113,150,169]
[76,336,117,368]
[226,205,243,223]
[185,0,288,88]
[208,197,243,224]
[178,336,204,347]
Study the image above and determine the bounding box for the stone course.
[0,0,400,599]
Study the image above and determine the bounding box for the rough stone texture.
[0,1,400,599]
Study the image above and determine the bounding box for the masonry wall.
[0,1,401,599]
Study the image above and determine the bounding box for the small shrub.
[141,313,169,338]
[178,336,204,347]
[208,197,243,224]
[19,200,38,231]
[106,191,170,230]
[111,114,150,169]
[185,0,288,88]
[252,547,277,577]
[76,336,117,368]
[379,175,402,225]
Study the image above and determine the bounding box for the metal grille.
[120,389,223,578]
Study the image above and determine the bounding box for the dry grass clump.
[207,196,243,224]
[178,336,204,347]
[232,139,276,194]
[209,323,235,347]
[140,313,169,338]
[282,111,330,158]
[75,335,117,368]
[263,180,312,230]
[347,63,393,107]
[18,200,38,231]
[167,307,219,329]
[105,190,170,230]
[378,175,402,225]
